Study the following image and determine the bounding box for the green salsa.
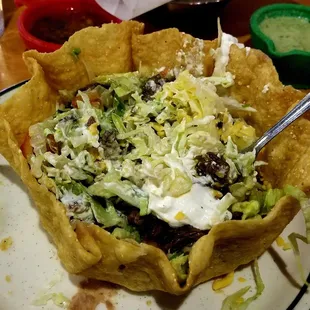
[259,16,310,53]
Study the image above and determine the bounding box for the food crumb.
[262,83,270,94]
[212,272,234,291]
[276,237,285,247]
[8,291,13,295]
[69,279,117,310]
[276,236,291,250]
[236,297,244,304]
[0,237,13,251]
[5,275,11,283]
[238,277,246,283]
[146,300,152,306]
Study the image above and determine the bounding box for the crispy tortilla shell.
[76,196,299,294]
[0,58,57,146]
[0,21,304,294]
[226,46,310,193]
[24,21,144,92]
[226,45,305,136]
[132,28,217,77]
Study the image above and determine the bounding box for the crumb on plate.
[0,237,13,251]
[5,275,11,283]
[236,297,244,304]
[212,272,234,291]
[276,236,291,251]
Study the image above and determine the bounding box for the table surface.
[0,0,309,91]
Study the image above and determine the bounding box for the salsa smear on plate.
[259,16,310,53]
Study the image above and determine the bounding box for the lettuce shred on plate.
[221,260,264,310]
[25,69,304,284]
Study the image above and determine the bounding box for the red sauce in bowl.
[18,0,121,53]
[30,12,103,45]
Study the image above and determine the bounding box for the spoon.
[242,92,310,156]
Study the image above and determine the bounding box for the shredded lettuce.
[28,69,303,259]
[285,185,310,286]
[154,70,223,121]
[221,119,256,150]
[112,226,141,242]
[169,253,189,282]
[29,119,58,156]
[263,189,285,213]
[27,69,264,231]
[249,188,266,209]
[288,233,309,285]
[88,173,149,216]
[202,72,235,88]
[92,199,126,228]
[32,273,69,308]
[58,181,124,227]
[221,260,264,310]
[32,293,69,308]
[94,72,143,98]
[284,185,310,241]
[221,97,256,114]
[112,113,126,134]
[229,177,255,201]
[25,65,310,291]
[300,198,310,243]
[231,201,260,220]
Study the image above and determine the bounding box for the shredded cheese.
[212,272,234,291]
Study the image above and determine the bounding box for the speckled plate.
[0,82,310,310]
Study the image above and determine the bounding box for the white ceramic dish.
[0,81,309,310]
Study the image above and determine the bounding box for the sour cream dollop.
[144,183,234,230]
[213,33,245,77]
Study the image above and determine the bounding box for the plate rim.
[0,80,28,96]
[287,272,310,310]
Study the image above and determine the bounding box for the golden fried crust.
[76,196,299,295]
[0,21,304,294]
[259,116,310,194]
[0,118,102,273]
[132,28,182,74]
[226,45,310,193]
[226,45,305,136]
[194,196,299,284]
[0,59,57,146]
[132,28,217,77]
[24,21,144,92]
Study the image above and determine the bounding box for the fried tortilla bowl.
[0,21,308,295]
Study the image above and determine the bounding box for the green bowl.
[250,3,310,89]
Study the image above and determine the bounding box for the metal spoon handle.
[246,92,310,155]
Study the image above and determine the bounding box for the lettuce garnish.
[221,260,265,310]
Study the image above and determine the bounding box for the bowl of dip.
[17,0,121,53]
[250,4,310,88]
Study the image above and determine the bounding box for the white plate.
[0,82,309,310]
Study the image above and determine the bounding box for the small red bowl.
[17,0,121,53]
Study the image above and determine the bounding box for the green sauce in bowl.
[259,16,310,53]
[250,4,310,88]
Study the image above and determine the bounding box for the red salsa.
[30,12,103,44]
